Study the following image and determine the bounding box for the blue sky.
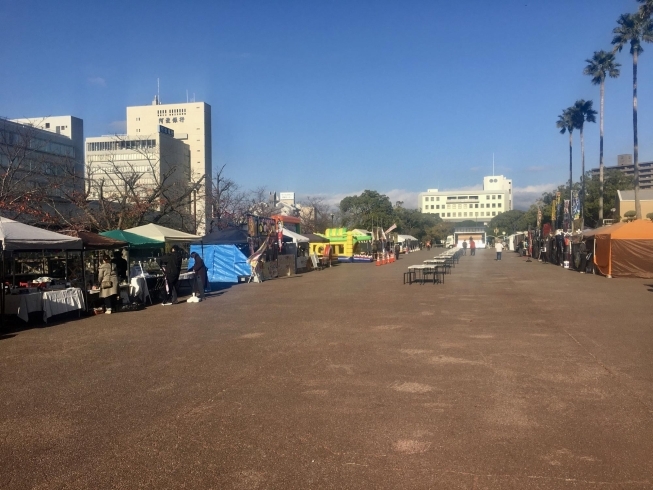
[1,0,651,209]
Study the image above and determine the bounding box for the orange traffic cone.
[376,256,381,266]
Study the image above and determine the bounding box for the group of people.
[160,246,208,305]
[460,238,477,256]
[97,246,209,313]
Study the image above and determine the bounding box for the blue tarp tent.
[190,227,251,284]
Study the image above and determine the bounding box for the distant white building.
[419,175,513,223]
[10,115,85,183]
[85,126,191,228]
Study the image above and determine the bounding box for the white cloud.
[107,120,126,133]
[87,76,106,87]
[512,183,559,210]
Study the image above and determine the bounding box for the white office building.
[85,126,192,228]
[126,98,212,234]
[419,175,513,223]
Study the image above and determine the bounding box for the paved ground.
[1,248,652,489]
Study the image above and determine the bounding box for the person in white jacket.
[495,241,504,261]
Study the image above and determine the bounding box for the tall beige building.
[126,99,212,233]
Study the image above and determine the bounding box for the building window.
[498,203,501,208]
[486,195,490,200]
[45,123,50,129]
[475,204,478,208]
[436,197,440,201]
[430,197,434,201]
[492,195,496,199]
[492,203,496,208]
[447,213,451,217]
[464,212,468,217]
[492,212,496,216]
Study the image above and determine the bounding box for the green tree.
[612,12,653,219]
[486,210,526,236]
[572,99,597,226]
[583,169,634,227]
[583,50,621,221]
[557,107,577,226]
[393,207,441,240]
[339,190,394,230]
[424,220,455,244]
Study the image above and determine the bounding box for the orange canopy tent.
[583,220,653,278]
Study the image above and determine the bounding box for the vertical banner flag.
[571,191,580,220]
[537,208,542,229]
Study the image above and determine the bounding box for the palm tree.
[572,99,597,227]
[557,107,576,231]
[638,0,653,18]
[612,12,653,220]
[583,51,620,223]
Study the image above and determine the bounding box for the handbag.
[101,279,113,289]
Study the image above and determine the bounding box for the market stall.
[0,217,84,324]
[190,227,251,285]
[61,230,129,312]
[582,219,653,278]
[281,228,310,272]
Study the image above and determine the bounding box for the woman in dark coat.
[187,251,208,302]
[98,255,119,314]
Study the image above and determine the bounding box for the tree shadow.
[645,284,653,293]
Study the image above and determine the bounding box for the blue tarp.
[189,244,250,283]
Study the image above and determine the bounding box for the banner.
[563,199,570,232]
[571,192,580,220]
[384,224,397,234]
[537,208,542,229]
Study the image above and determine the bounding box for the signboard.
[279,192,295,202]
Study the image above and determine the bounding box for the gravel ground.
[1,248,652,489]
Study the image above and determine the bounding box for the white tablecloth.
[129,276,149,303]
[41,288,85,322]
[5,293,43,322]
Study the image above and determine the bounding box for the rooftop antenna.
[157,78,161,105]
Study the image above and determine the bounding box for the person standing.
[394,243,401,260]
[112,250,128,283]
[495,240,504,261]
[98,255,119,314]
[469,238,476,256]
[160,245,182,305]
[578,239,588,274]
[187,251,208,302]
[462,240,468,255]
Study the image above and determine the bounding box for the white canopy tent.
[0,217,82,251]
[397,234,419,243]
[124,223,201,243]
[281,228,309,243]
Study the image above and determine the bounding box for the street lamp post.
[330,213,334,226]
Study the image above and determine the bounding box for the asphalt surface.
[1,248,652,489]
